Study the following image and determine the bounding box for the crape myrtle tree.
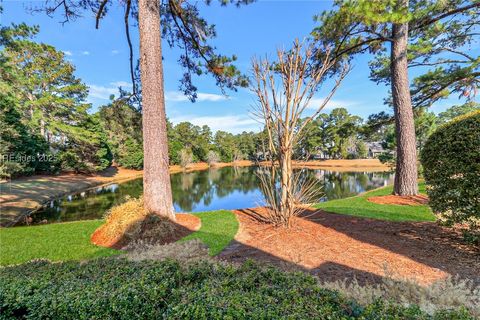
[252,40,348,226]
[35,0,251,220]
[313,0,480,195]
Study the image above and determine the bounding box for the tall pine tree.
[35,0,251,219]
[313,0,479,195]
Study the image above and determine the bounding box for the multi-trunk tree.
[36,0,251,220]
[252,40,348,226]
[313,0,480,195]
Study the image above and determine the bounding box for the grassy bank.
[1,183,434,266]
[314,182,436,222]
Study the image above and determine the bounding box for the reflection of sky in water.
[24,167,394,226]
[174,189,264,213]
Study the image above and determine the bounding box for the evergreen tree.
[437,101,480,124]
[98,99,143,169]
[1,23,111,174]
[313,0,480,195]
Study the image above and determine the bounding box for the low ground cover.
[0,258,473,319]
[314,183,436,222]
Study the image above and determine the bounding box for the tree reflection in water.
[25,167,393,225]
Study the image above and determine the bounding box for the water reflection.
[24,166,393,225]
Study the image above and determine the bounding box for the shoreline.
[0,159,391,227]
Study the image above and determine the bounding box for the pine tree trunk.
[138,0,175,220]
[390,0,418,196]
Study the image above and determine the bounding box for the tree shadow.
[299,209,480,285]
[91,213,200,250]
[219,208,480,286]
[97,166,120,178]
[218,239,385,285]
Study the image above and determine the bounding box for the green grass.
[0,210,239,266]
[0,220,119,266]
[181,210,239,256]
[314,182,436,222]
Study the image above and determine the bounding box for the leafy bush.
[0,259,473,319]
[420,111,480,241]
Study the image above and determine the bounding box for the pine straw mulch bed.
[91,214,200,249]
[218,208,480,286]
[367,194,429,206]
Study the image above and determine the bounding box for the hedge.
[420,110,480,236]
[0,258,472,319]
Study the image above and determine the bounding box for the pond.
[24,166,393,225]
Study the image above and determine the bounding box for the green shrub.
[420,111,480,241]
[0,259,473,319]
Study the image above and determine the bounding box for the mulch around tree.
[91,214,200,249]
[218,208,480,286]
[367,194,429,206]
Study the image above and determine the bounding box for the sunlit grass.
[0,220,119,266]
[181,210,238,256]
[314,182,436,222]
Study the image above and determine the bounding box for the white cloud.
[87,81,134,102]
[88,84,118,100]
[170,115,260,134]
[307,97,359,111]
[110,81,133,88]
[63,50,73,56]
[165,91,228,102]
[111,49,120,55]
[81,51,90,55]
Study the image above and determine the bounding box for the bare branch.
[95,0,109,29]
[124,0,137,95]
[412,2,480,31]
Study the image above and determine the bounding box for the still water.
[26,166,393,225]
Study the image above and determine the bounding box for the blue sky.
[2,0,475,133]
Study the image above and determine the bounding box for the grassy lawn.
[314,182,435,222]
[181,210,239,256]
[0,210,239,266]
[0,220,119,266]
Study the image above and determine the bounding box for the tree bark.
[138,0,175,220]
[279,149,293,226]
[390,0,419,196]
